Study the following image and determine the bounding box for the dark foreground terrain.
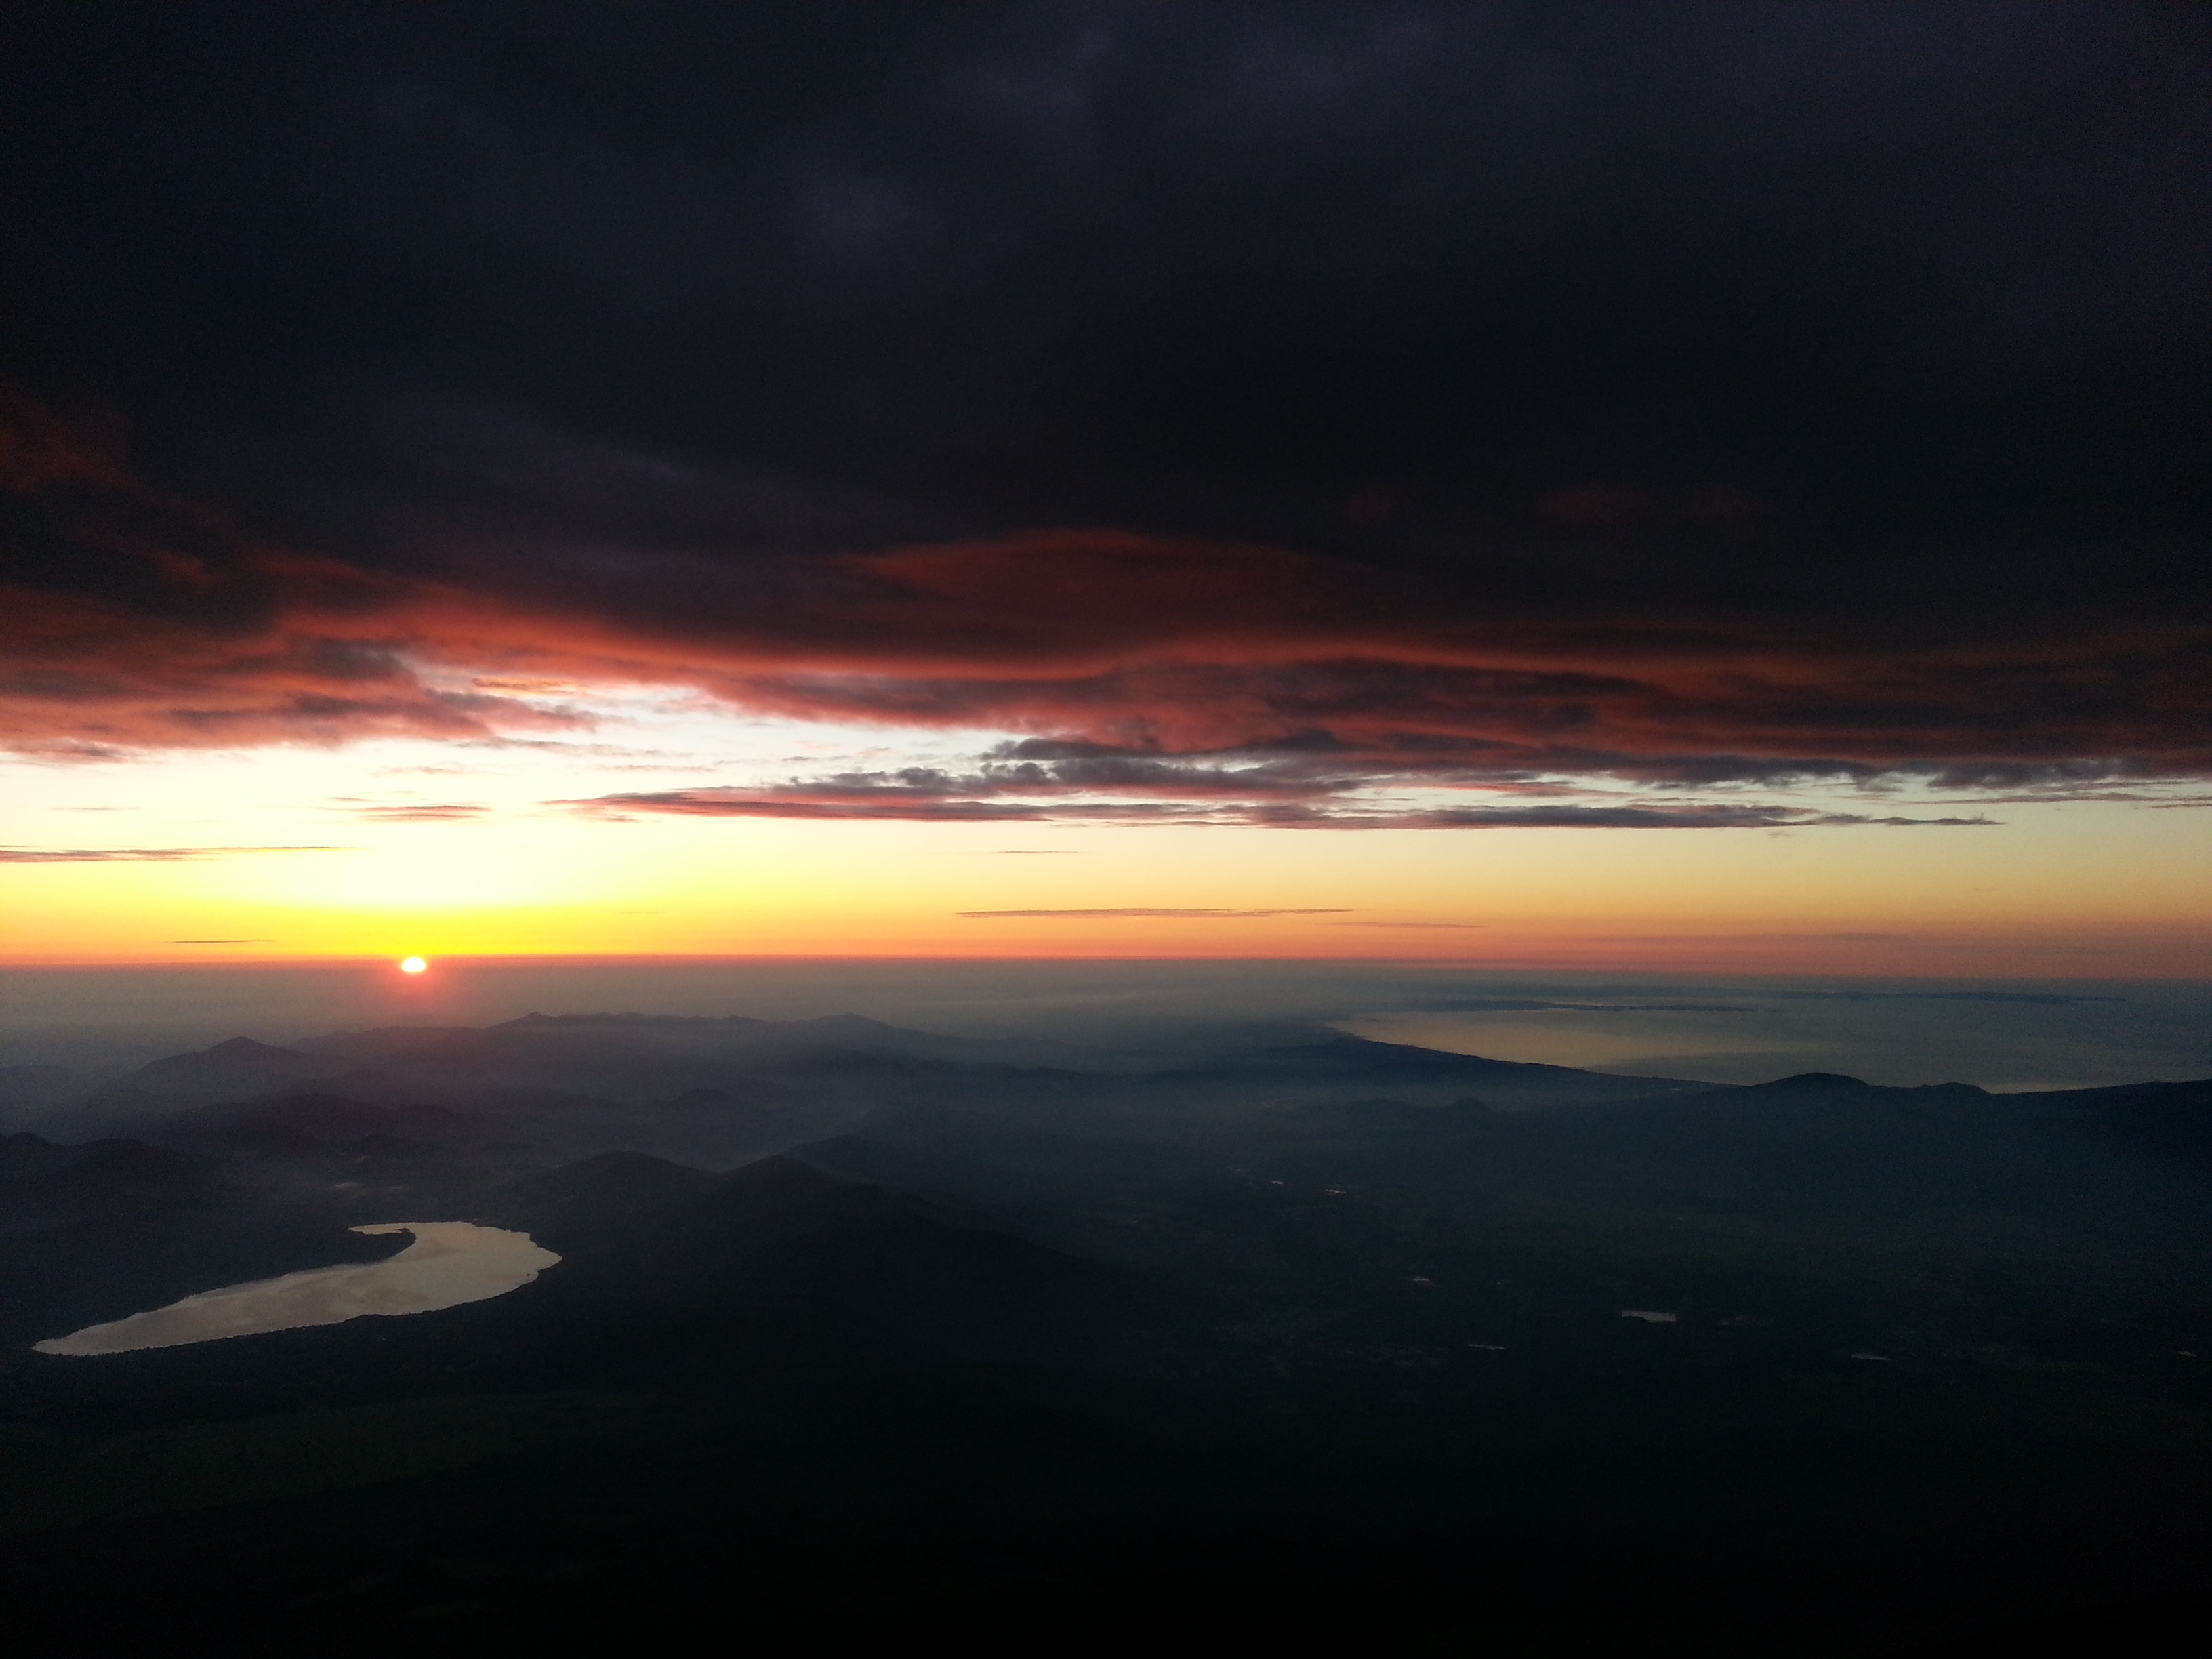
[4,1014,2211,1654]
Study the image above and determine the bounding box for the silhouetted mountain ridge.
[148,1092,478,1155]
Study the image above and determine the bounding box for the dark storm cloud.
[3,3,2207,794]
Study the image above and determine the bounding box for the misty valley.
[3,1010,2211,1653]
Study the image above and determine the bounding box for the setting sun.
[399,956,428,974]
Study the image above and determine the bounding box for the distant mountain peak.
[499,1011,773,1029]
[136,1035,319,1076]
[197,1036,306,1061]
[718,1153,850,1193]
[508,1147,715,1191]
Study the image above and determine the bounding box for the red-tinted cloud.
[7,3,2209,843]
[5,390,2205,799]
[0,393,580,756]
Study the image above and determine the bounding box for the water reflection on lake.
[33,1223,560,1356]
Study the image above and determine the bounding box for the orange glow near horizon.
[2,808,2207,977]
[3,735,2207,979]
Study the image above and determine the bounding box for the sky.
[3,2,2207,976]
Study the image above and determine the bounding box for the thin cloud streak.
[1324,922,1489,929]
[1576,932,1906,943]
[350,804,492,822]
[958,909,1355,920]
[0,846,348,862]
[560,785,1997,832]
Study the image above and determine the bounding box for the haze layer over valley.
[5,997,2211,1651]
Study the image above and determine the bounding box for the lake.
[33,1223,560,1356]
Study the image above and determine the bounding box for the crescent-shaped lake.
[33,1223,561,1356]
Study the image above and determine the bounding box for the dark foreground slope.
[4,1021,2212,1654]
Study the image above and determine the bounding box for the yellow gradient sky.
[5,714,2207,976]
